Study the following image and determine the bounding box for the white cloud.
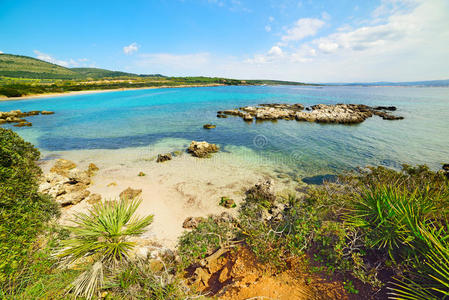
[268,16,274,22]
[281,18,325,42]
[0,51,3,54]
[127,0,449,83]
[317,41,339,53]
[268,46,283,56]
[265,25,272,32]
[123,42,139,55]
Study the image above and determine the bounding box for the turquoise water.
[1,85,448,177]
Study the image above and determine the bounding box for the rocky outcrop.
[39,159,96,206]
[119,187,142,200]
[0,110,55,127]
[217,103,403,124]
[188,141,219,158]
[156,153,172,163]
[50,159,77,176]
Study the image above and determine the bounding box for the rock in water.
[203,124,216,129]
[41,111,55,115]
[119,187,142,200]
[188,141,219,158]
[156,153,172,163]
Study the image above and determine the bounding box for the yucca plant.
[57,198,153,299]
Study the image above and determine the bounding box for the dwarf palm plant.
[389,223,449,300]
[57,198,153,299]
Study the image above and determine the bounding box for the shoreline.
[0,83,228,102]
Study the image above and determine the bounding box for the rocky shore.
[0,109,54,127]
[217,103,403,124]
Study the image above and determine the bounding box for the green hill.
[70,67,140,78]
[0,53,80,79]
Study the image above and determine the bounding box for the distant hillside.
[0,54,79,79]
[329,79,449,87]
[0,54,164,79]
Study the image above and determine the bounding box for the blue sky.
[1,0,448,82]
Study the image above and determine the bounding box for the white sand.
[39,141,297,248]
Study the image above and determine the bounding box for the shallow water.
[1,85,448,178]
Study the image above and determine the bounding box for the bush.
[0,128,59,289]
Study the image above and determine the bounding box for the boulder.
[203,124,216,129]
[187,141,219,158]
[216,114,227,118]
[243,114,253,121]
[119,187,142,200]
[156,153,172,163]
[67,168,91,185]
[57,189,91,206]
[50,159,77,176]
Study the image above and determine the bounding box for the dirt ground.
[186,246,349,300]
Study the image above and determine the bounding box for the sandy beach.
[0,83,226,102]
[38,143,297,249]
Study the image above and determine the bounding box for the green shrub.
[0,128,59,289]
[177,216,237,268]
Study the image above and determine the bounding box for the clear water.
[1,85,448,177]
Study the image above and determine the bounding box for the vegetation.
[0,128,59,292]
[177,165,449,298]
[2,122,447,298]
[57,198,153,299]
[0,53,310,98]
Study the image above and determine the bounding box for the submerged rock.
[188,141,219,158]
[156,153,172,163]
[119,187,142,200]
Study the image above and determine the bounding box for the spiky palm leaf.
[58,198,153,299]
[389,224,449,299]
[58,198,153,265]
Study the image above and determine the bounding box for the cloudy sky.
[1,0,448,82]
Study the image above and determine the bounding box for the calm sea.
[1,85,448,178]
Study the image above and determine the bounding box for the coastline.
[0,83,227,102]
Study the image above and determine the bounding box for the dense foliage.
[178,165,449,298]
[0,128,59,289]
